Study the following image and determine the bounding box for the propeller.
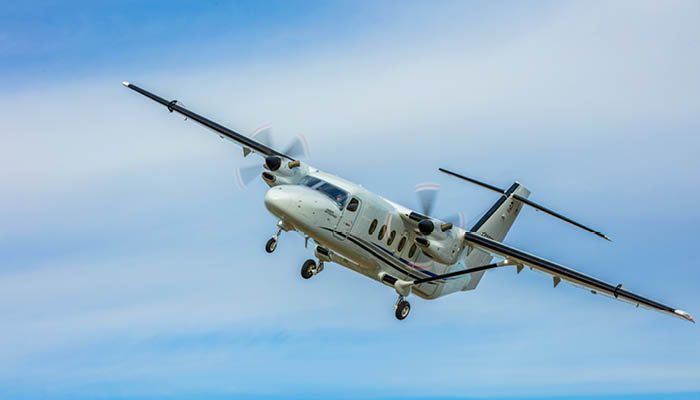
[413,182,465,230]
[441,212,465,229]
[235,124,309,188]
[415,182,439,216]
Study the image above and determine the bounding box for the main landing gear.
[301,259,324,279]
[394,295,411,320]
[264,223,409,320]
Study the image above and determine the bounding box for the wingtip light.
[597,232,612,242]
[674,309,695,323]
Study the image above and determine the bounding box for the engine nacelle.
[262,157,310,187]
[414,231,464,265]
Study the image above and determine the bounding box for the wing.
[122,81,293,160]
[463,232,694,323]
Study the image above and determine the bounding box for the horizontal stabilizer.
[439,168,610,241]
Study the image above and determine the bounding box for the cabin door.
[334,197,361,239]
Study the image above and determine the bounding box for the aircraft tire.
[265,238,277,253]
[395,300,411,320]
[301,259,316,279]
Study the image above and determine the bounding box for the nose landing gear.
[301,259,324,279]
[265,225,284,254]
[265,237,278,253]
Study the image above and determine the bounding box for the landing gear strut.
[394,296,411,320]
[301,259,323,279]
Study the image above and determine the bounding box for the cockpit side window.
[346,197,359,212]
[298,175,349,209]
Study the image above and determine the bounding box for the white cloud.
[1,0,699,396]
[1,1,698,217]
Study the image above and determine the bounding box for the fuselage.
[262,162,483,299]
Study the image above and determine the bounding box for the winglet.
[675,309,695,323]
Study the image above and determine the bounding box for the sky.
[1,1,699,399]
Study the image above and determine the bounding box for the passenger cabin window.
[408,243,417,259]
[387,230,396,246]
[397,236,407,252]
[378,225,387,240]
[346,197,359,212]
[298,175,349,209]
[368,219,378,235]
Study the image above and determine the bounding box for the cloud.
[0,1,699,398]
[2,1,698,212]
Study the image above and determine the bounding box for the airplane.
[122,81,694,323]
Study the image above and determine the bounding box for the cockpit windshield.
[298,175,349,209]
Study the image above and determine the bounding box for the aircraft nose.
[264,186,296,219]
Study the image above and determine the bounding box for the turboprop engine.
[414,218,464,265]
[262,156,310,186]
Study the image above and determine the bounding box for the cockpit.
[298,175,349,209]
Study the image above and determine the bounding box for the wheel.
[265,237,277,253]
[301,259,316,279]
[395,300,411,320]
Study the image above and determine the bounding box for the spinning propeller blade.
[441,212,465,229]
[283,135,310,159]
[236,125,310,188]
[251,123,273,148]
[415,182,440,216]
[235,164,264,187]
[414,183,465,229]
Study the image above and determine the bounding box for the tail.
[460,182,530,290]
[438,168,610,293]
[470,182,530,242]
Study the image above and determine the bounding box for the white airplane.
[123,81,694,323]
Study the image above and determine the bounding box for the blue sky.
[1,1,699,399]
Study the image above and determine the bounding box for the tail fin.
[438,167,611,292]
[470,182,530,242]
[461,182,530,290]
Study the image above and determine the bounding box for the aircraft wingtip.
[675,309,694,323]
[122,81,130,87]
[596,232,612,242]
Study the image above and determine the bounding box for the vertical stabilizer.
[459,182,530,290]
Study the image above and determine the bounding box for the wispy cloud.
[0,1,699,398]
